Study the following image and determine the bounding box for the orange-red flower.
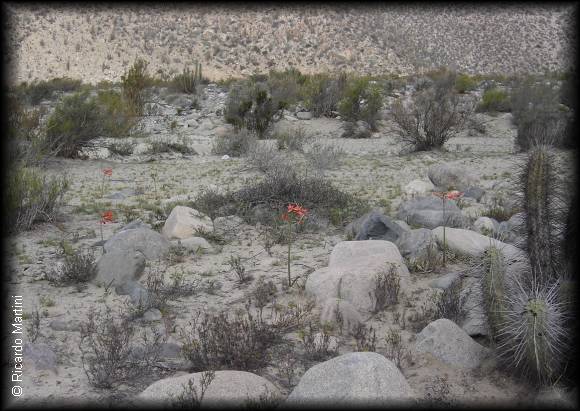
[433,191,463,200]
[102,168,113,177]
[101,210,114,224]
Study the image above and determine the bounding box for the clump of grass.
[211,130,256,157]
[369,264,401,313]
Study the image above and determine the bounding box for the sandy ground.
[4,93,575,408]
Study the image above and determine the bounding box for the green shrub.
[45,91,104,158]
[338,78,382,130]
[302,73,347,117]
[275,127,306,151]
[14,77,83,105]
[121,58,149,116]
[455,74,479,94]
[477,88,511,112]
[4,166,69,235]
[224,80,278,138]
[96,90,137,137]
[267,68,306,110]
[6,95,48,165]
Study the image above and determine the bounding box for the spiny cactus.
[495,276,568,385]
[179,62,202,94]
[520,143,565,287]
[481,245,508,343]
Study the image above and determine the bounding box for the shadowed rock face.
[347,210,405,241]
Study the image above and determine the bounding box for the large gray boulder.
[284,352,415,407]
[395,228,434,261]
[415,319,489,369]
[431,227,524,260]
[137,370,282,407]
[162,206,213,240]
[94,250,146,290]
[319,298,364,335]
[397,196,464,229]
[306,241,411,313]
[104,226,169,260]
[346,210,405,242]
[428,163,478,191]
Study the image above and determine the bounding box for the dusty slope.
[3,3,576,84]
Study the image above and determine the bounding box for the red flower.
[281,212,290,222]
[101,210,114,224]
[433,191,463,200]
[102,168,113,177]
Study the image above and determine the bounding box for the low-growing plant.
[47,247,97,287]
[246,144,283,173]
[477,87,511,113]
[171,62,203,95]
[369,264,401,313]
[275,127,306,151]
[13,77,83,105]
[299,322,338,361]
[454,73,479,94]
[79,306,165,388]
[4,166,69,235]
[171,370,215,409]
[338,77,382,130]
[192,188,230,232]
[304,141,344,172]
[434,277,468,324]
[252,277,277,322]
[228,255,252,283]
[147,139,197,155]
[193,226,227,245]
[211,130,256,157]
[384,328,410,370]
[267,67,305,110]
[108,140,134,156]
[26,306,41,343]
[179,308,283,372]
[352,324,377,352]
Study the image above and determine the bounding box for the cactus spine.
[481,245,508,342]
[180,62,202,94]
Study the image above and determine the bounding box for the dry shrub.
[211,130,256,157]
[369,264,401,313]
[47,247,97,287]
[304,141,344,172]
[391,70,474,151]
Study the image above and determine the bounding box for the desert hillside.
[3,3,577,84]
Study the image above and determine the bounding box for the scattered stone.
[137,370,282,406]
[463,186,486,202]
[119,281,150,305]
[403,179,435,198]
[345,210,405,241]
[393,220,411,231]
[284,352,414,406]
[94,250,146,290]
[319,298,363,335]
[221,154,230,160]
[118,219,150,232]
[429,272,461,290]
[162,206,213,240]
[397,196,464,229]
[395,228,433,260]
[23,343,57,372]
[143,308,162,322]
[296,111,313,120]
[415,318,489,369]
[428,163,478,191]
[49,319,81,332]
[104,226,170,260]
[172,237,214,253]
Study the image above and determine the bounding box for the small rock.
[221,154,230,160]
[397,196,464,229]
[395,228,434,260]
[429,273,460,290]
[162,206,213,240]
[428,163,478,191]
[296,111,313,120]
[345,210,405,242]
[404,179,435,198]
[143,308,162,322]
[172,237,214,253]
[463,186,486,202]
[49,319,81,332]
[94,250,146,290]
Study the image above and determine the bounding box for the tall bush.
[338,77,382,130]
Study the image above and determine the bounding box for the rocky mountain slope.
[3,3,577,84]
